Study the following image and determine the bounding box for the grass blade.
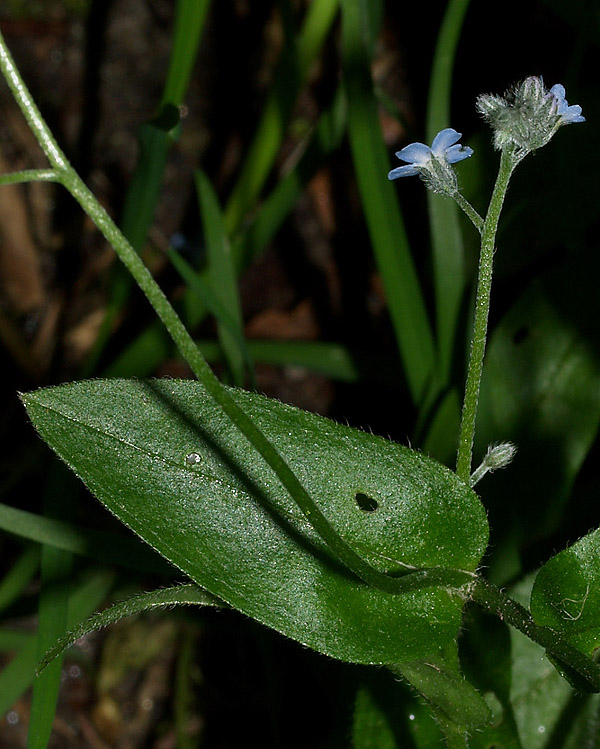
[168,244,256,388]
[224,0,339,235]
[27,466,74,749]
[105,87,346,379]
[340,0,435,405]
[161,0,211,107]
[195,171,250,387]
[0,502,173,575]
[426,0,472,387]
[0,545,39,614]
[0,570,114,724]
[82,0,211,375]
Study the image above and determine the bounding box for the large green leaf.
[22,379,488,664]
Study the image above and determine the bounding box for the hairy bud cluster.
[476,77,585,156]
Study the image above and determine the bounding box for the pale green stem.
[0,30,471,596]
[453,192,483,233]
[456,147,517,481]
[0,169,61,185]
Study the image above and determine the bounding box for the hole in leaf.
[355,492,378,513]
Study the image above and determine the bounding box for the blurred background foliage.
[0,0,597,746]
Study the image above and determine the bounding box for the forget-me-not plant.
[389,76,585,485]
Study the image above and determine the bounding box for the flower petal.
[445,144,474,164]
[550,83,566,100]
[388,163,421,179]
[562,105,585,124]
[395,142,431,165]
[431,128,461,155]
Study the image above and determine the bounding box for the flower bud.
[470,442,517,487]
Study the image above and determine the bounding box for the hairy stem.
[456,147,516,481]
[0,169,61,186]
[468,577,600,692]
[453,192,484,233]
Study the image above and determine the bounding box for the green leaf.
[460,608,524,747]
[531,529,600,658]
[506,576,578,748]
[22,379,488,665]
[38,583,221,672]
[392,647,492,729]
[353,671,443,749]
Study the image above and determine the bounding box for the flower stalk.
[455,146,517,481]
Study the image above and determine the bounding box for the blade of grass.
[0,637,38,719]
[27,466,78,749]
[234,84,346,269]
[0,630,33,651]
[426,0,472,387]
[82,0,211,375]
[223,0,339,235]
[0,569,114,721]
[168,245,256,388]
[174,628,199,749]
[161,0,211,108]
[209,339,397,385]
[0,502,173,576]
[195,171,249,387]
[340,0,435,406]
[105,86,346,378]
[0,545,39,614]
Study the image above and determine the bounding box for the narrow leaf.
[195,170,249,386]
[224,0,339,234]
[38,583,221,673]
[0,545,39,614]
[340,0,435,405]
[0,502,173,575]
[426,0,471,385]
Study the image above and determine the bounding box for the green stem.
[0,29,467,597]
[0,169,61,185]
[456,147,516,481]
[468,578,600,692]
[453,192,483,233]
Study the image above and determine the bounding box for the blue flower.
[388,128,473,181]
[549,84,585,125]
